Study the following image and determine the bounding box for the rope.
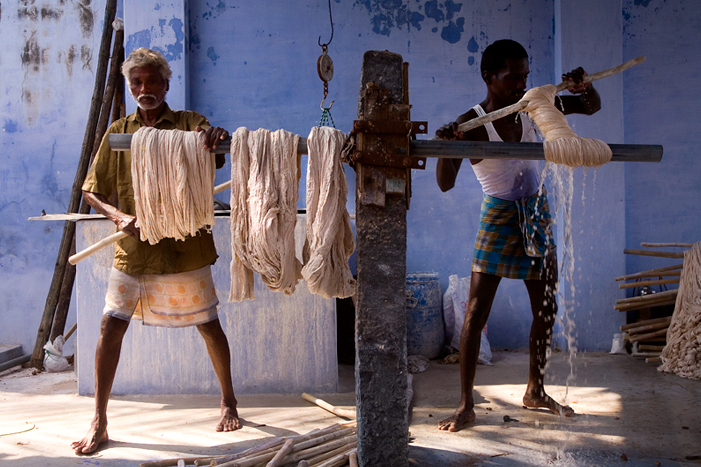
[522,84,612,167]
[659,242,701,379]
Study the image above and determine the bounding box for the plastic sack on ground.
[43,335,71,372]
[610,333,627,354]
[443,274,492,365]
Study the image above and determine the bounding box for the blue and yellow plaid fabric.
[472,190,555,280]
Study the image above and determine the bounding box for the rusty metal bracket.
[350,83,428,170]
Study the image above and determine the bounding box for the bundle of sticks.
[614,242,693,363]
[139,422,358,467]
[619,316,672,363]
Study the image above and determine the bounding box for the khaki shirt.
[82,104,219,275]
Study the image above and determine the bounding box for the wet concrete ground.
[1,350,699,466]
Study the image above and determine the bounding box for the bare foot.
[71,422,109,454]
[437,407,476,432]
[523,392,574,417]
[216,405,241,432]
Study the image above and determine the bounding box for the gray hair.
[122,48,172,85]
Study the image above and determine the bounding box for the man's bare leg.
[523,252,574,417]
[197,318,240,432]
[72,315,130,454]
[438,272,501,432]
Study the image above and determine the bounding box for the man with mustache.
[435,39,601,432]
[72,48,239,454]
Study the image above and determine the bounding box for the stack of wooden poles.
[139,395,359,467]
[614,242,692,363]
[28,0,125,369]
[140,422,358,467]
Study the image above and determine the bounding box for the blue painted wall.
[622,0,701,273]
[1,0,698,357]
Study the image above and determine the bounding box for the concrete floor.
[1,350,699,467]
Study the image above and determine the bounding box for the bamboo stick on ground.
[218,429,355,467]
[640,242,693,248]
[349,452,358,467]
[615,289,678,305]
[627,328,668,343]
[278,435,357,466]
[620,316,672,331]
[616,271,682,282]
[302,393,356,420]
[266,439,295,467]
[306,441,358,466]
[211,426,345,466]
[623,318,672,335]
[141,457,218,467]
[623,249,684,259]
[615,264,683,281]
[314,447,358,467]
[616,299,677,313]
[638,344,665,352]
[619,278,680,289]
[632,351,662,357]
[646,356,661,364]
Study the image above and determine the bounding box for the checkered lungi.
[472,189,555,280]
[103,265,219,327]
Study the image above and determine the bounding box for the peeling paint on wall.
[126,17,184,61]
[353,0,466,44]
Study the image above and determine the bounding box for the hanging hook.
[320,96,334,110]
[318,0,334,48]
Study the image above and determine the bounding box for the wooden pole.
[618,278,680,289]
[620,316,672,331]
[640,242,693,248]
[50,22,124,341]
[30,0,117,370]
[302,393,356,420]
[623,249,685,259]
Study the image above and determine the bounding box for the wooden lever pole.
[68,177,231,265]
[456,56,646,134]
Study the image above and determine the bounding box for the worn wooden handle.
[302,393,356,420]
[69,180,230,266]
[69,230,128,265]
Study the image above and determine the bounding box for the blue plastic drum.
[406,272,444,359]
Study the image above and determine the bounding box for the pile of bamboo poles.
[139,422,358,467]
[614,242,693,363]
[620,316,672,363]
[29,0,126,370]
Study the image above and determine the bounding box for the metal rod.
[412,140,663,163]
[109,134,662,163]
[109,134,308,155]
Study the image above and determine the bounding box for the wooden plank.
[619,278,680,289]
[624,249,684,258]
[615,263,683,281]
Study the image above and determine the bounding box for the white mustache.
[137,94,158,102]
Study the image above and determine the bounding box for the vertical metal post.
[354,50,409,467]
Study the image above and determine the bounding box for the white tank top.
[470,105,541,200]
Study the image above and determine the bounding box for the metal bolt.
[402,157,412,167]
